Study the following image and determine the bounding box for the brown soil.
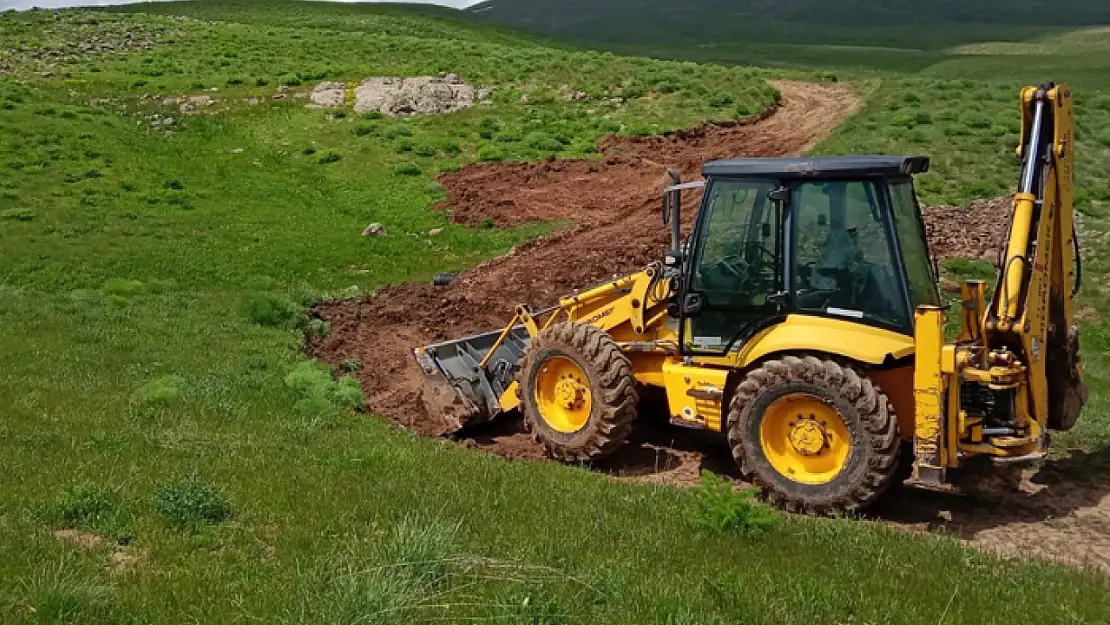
[308,80,1110,572]
[923,196,1014,262]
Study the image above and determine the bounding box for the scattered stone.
[247,97,259,105]
[362,222,386,237]
[476,86,496,101]
[428,227,444,236]
[568,90,589,101]
[353,76,479,117]
[520,94,530,105]
[310,81,346,108]
[162,96,179,106]
[230,148,244,154]
[209,87,219,92]
[178,102,196,114]
[444,73,462,84]
[189,95,213,107]
[981,248,1001,266]
[161,117,175,126]
[272,93,287,101]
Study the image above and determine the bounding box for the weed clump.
[394,162,422,176]
[132,375,186,408]
[47,483,114,529]
[154,474,233,528]
[243,292,301,327]
[318,150,341,164]
[686,471,778,536]
[477,145,505,162]
[284,360,365,415]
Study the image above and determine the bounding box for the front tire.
[727,355,901,515]
[518,322,638,463]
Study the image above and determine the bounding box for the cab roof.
[701,155,929,179]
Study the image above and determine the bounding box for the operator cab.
[664,156,939,355]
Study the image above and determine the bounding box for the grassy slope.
[1,2,1109,623]
[468,0,1110,78]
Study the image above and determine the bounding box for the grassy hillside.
[469,0,1110,78]
[2,1,1110,623]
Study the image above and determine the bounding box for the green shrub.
[383,124,413,139]
[393,138,414,153]
[278,73,302,86]
[131,375,186,408]
[439,161,462,173]
[341,358,363,372]
[707,92,734,107]
[307,318,330,338]
[361,110,383,120]
[393,162,422,176]
[596,119,621,134]
[352,125,374,137]
[477,145,505,162]
[524,131,563,152]
[686,471,778,536]
[413,142,439,157]
[243,292,300,327]
[154,474,233,528]
[318,151,341,164]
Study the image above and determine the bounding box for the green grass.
[2,1,1110,623]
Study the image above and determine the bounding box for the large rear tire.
[518,322,638,463]
[727,355,901,515]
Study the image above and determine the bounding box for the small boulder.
[311,81,346,108]
[940,278,961,293]
[428,227,443,236]
[362,222,386,237]
[567,90,589,101]
[981,248,1001,266]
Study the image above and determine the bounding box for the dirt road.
[309,80,1110,572]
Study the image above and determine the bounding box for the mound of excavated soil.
[307,80,1110,572]
[923,196,1013,262]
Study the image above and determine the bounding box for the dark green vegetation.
[1,1,1110,623]
[469,0,1110,81]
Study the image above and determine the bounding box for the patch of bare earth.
[308,80,1110,572]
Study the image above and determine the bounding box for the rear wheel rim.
[758,392,851,485]
[534,356,593,434]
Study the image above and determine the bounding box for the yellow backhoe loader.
[413,83,1087,514]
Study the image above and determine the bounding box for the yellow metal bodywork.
[479,83,1083,493]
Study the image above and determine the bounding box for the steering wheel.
[706,254,750,281]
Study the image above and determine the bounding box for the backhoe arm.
[986,83,1086,432]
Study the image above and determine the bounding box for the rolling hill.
[468,0,1110,73]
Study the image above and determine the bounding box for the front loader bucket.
[412,326,532,432]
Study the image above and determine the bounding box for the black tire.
[727,355,901,515]
[518,322,638,463]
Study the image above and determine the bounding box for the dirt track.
[309,81,1110,572]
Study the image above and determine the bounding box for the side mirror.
[682,292,705,317]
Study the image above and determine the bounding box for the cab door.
[680,178,786,355]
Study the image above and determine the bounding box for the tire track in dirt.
[309,80,1110,573]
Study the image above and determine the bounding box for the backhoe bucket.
[412,326,531,432]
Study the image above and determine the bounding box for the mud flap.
[413,326,532,432]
